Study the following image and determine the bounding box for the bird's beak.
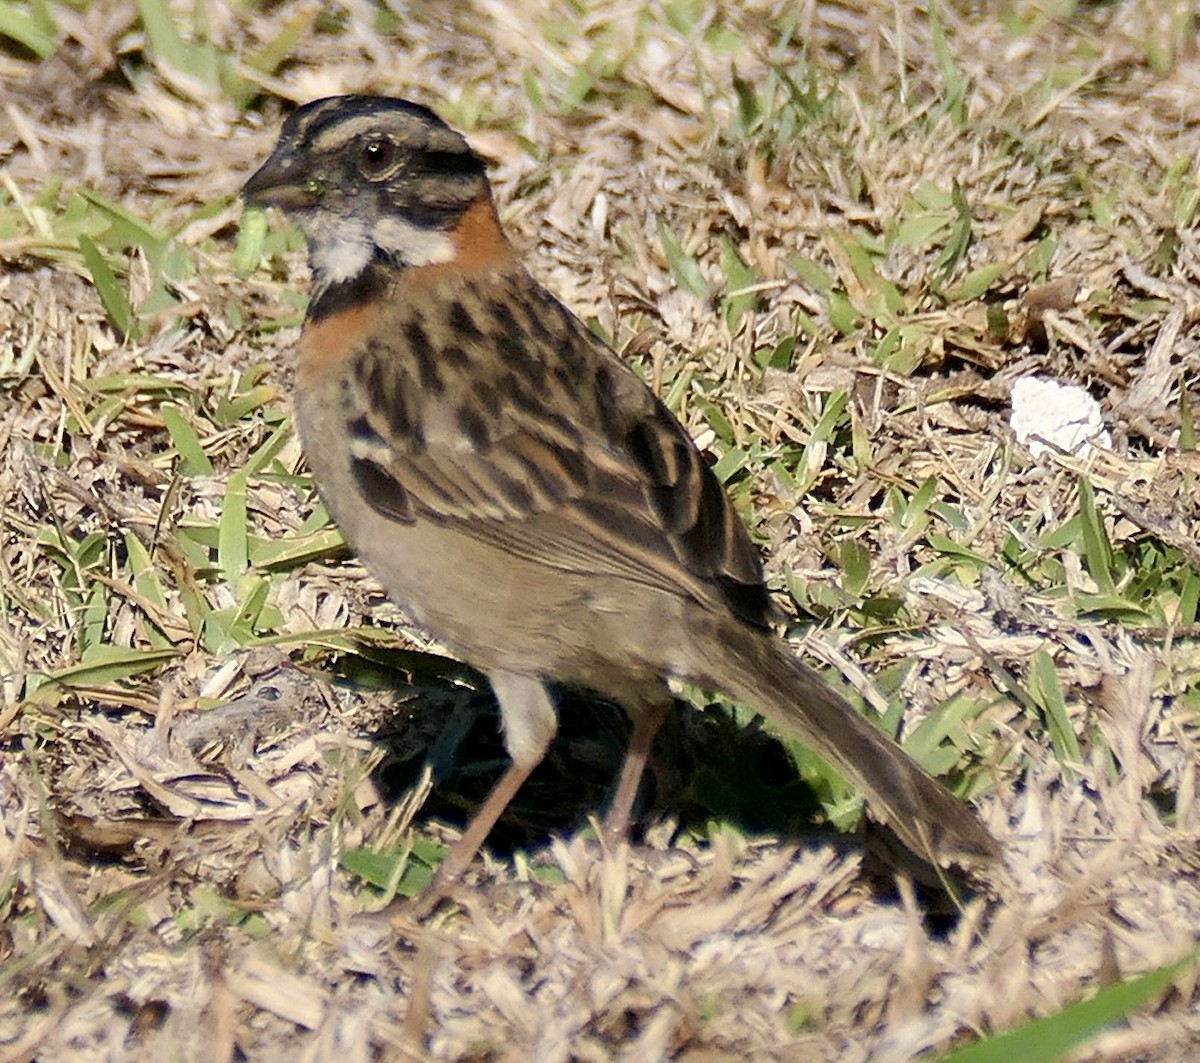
[241,149,314,210]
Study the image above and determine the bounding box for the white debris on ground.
[1010,375,1113,458]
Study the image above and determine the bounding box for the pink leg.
[602,697,672,846]
[417,672,556,914]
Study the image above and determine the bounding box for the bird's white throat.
[301,210,456,285]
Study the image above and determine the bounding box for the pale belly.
[294,383,696,698]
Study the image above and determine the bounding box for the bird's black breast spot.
[448,300,485,341]
[351,456,416,525]
[308,260,392,324]
[402,320,443,394]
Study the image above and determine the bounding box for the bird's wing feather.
[342,270,771,626]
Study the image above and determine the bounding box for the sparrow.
[241,95,1000,895]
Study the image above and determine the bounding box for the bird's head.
[243,95,492,289]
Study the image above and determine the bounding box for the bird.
[241,95,1000,897]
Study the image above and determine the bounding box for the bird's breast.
[298,300,385,391]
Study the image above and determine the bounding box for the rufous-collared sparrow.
[241,95,999,898]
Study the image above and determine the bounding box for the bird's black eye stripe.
[414,150,486,179]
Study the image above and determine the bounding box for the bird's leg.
[602,695,672,846]
[420,672,557,910]
[424,758,538,899]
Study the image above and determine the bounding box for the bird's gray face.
[242,96,490,286]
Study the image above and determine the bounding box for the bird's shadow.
[340,646,821,846]
[334,645,979,926]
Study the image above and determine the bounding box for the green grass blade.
[928,0,966,123]
[217,470,249,581]
[341,844,439,898]
[249,527,345,569]
[242,420,293,478]
[658,219,711,297]
[235,205,268,276]
[0,0,56,57]
[934,181,973,276]
[160,404,215,476]
[1179,373,1196,450]
[135,0,191,73]
[941,954,1196,1063]
[1028,649,1082,769]
[77,188,168,250]
[1077,476,1116,594]
[39,645,179,689]
[243,6,315,78]
[79,234,135,340]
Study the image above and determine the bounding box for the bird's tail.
[682,615,1000,869]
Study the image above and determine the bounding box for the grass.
[1,0,1199,1059]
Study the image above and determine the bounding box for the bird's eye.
[358,137,397,178]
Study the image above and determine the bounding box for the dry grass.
[2,1,1200,1059]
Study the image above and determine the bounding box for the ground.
[1,1,1199,1060]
